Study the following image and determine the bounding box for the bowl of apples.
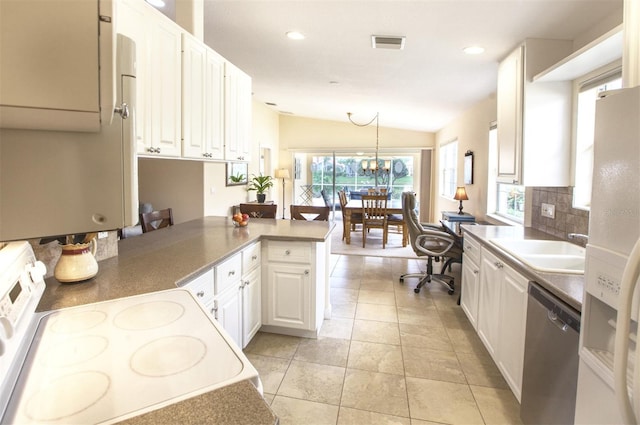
[232,212,249,227]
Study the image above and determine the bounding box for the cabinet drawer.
[215,253,242,294]
[267,240,312,264]
[242,241,261,273]
[463,234,481,265]
[183,269,214,306]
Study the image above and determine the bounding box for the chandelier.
[347,112,389,187]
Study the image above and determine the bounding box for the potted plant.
[248,174,274,203]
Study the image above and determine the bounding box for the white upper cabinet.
[117,0,149,150]
[119,0,182,157]
[224,62,252,162]
[497,39,574,186]
[182,33,225,160]
[0,0,114,132]
[148,14,182,157]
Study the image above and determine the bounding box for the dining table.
[342,199,405,245]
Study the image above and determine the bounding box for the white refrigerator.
[575,86,640,424]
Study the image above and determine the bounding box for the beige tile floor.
[244,254,523,425]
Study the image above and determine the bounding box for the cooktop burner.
[2,289,256,424]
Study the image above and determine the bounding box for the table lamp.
[454,186,469,215]
[275,169,290,219]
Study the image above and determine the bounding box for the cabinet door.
[242,266,262,348]
[460,254,480,330]
[205,49,225,160]
[497,45,523,183]
[214,284,242,348]
[478,249,503,358]
[116,0,149,152]
[148,14,182,157]
[264,263,311,330]
[497,265,529,401]
[181,33,207,159]
[224,62,252,161]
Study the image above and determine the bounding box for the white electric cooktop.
[2,289,258,424]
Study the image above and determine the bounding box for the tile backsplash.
[530,187,589,244]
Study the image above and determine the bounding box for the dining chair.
[239,203,277,218]
[140,208,174,233]
[338,190,362,240]
[386,212,408,247]
[361,194,388,248]
[399,192,462,294]
[290,205,330,221]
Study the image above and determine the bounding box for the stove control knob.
[0,316,13,339]
[27,261,47,283]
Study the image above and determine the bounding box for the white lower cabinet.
[264,262,312,329]
[241,242,262,348]
[497,264,528,401]
[262,240,325,337]
[213,283,242,347]
[460,236,481,330]
[475,246,529,402]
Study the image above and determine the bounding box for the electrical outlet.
[541,203,555,219]
[98,231,109,239]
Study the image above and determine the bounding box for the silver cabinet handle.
[228,270,235,276]
[114,103,129,119]
[285,250,291,256]
[304,270,310,275]
[494,262,503,269]
[196,290,205,298]
[252,255,258,260]
[473,270,479,275]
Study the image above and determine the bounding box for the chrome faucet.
[568,233,589,244]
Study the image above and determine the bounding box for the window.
[488,123,525,222]
[573,70,622,209]
[439,139,458,198]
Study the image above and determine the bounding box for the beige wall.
[434,95,497,222]
[278,115,435,213]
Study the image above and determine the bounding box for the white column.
[623,0,640,87]
[175,0,204,41]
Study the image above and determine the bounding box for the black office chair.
[399,192,462,294]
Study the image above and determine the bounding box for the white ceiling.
[193,1,623,132]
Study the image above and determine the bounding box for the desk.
[343,200,404,245]
[441,211,475,222]
[440,220,465,245]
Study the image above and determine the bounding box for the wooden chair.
[140,208,174,233]
[361,194,388,248]
[386,210,408,247]
[290,205,330,221]
[338,190,362,240]
[239,203,277,218]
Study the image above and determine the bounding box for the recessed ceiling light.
[463,46,485,55]
[286,31,305,40]
[145,0,165,8]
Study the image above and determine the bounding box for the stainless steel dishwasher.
[520,282,581,425]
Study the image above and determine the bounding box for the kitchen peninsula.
[35,216,334,425]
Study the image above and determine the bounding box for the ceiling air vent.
[371,35,406,50]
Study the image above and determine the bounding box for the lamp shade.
[275,169,290,179]
[454,186,469,201]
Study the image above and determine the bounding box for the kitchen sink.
[489,239,586,274]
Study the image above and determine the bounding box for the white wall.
[434,95,497,222]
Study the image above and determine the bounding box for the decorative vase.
[54,239,99,283]
[257,193,266,203]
